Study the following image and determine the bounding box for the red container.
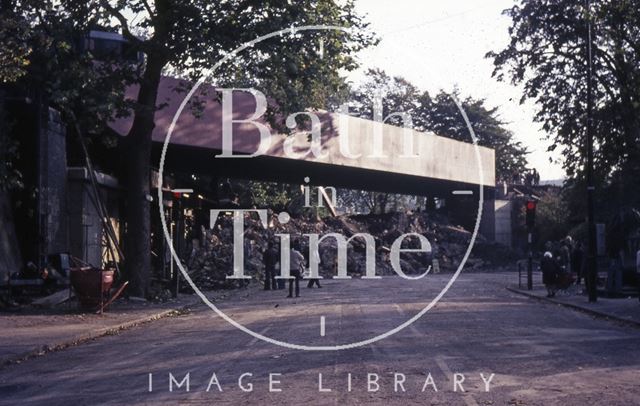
[70,267,114,308]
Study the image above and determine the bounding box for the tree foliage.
[533,190,571,247]
[3,0,377,296]
[2,1,137,132]
[487,0,640,206]
[347,69,529,182]
[0,7,32,83]
[0,103,23,191]
[248,181,296,211]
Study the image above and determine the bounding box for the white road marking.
[435,355,479,406]
[247,326,271,347]
[320,316,326,337]
[452,190,474,195]
[171,188,193,193]
[393,304,422,337]
[435,355,453,378]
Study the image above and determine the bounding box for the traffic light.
[525,200,536,228]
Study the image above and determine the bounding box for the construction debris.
[182,211,518,291]
[31,289,73,308]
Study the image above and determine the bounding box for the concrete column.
[479,187,496,241]
[39,108,68,256]
[494,199,512,247]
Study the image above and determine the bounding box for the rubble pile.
[183,211,517,291]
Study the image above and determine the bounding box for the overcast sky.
[350,0,565,181]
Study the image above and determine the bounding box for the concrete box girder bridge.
[111,77,496,238]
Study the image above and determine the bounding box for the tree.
[348,69,529,182]
[109,1,375,297]
[0,2,31,84]
[532,190,571,248]
[345,68,425,130]
[487,0,640,206]
[8,1,376,296]
[1,0,142,288]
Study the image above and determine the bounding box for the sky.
[349,0,565,181]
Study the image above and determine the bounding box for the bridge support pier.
[447,187,495,242]
[479,188,496,241]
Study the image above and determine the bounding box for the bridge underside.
[113,78,497,239]
[153,143,496,240]
[154,143,493,198]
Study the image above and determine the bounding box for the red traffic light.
[525,200,536,228]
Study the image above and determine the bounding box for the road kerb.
[0,301,197,368]
[506,286,640,329]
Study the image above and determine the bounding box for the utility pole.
[526,200,537,290]
[585,0,598,302]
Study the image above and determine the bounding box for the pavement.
[0,293,200,367]
[0,271,639,405]
[507,270,640,327]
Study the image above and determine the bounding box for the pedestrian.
[307,277,321,288]
[524,170,533,186]
[606,242,624,297]
[572,242,584,285]
[307,245,322,289]
[555,241,576,292]
[511,170,520,185]
[262,240,278,291]
[561,236,573,274]
[541,251,559,297]
[287,241,305,298]
[276,263,286,290]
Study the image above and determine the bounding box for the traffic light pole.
[527,229,533,290]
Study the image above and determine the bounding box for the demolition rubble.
[183,211,515,291]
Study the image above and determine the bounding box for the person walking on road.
[287,241,305,298]
[307,277,322,288]
[307,246,322,289]
[262,240,278,290]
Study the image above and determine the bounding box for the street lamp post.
[585,0,598,302]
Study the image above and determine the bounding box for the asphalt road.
[1,272,639,405]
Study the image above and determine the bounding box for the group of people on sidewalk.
[541,235,640,300]
[262,239,322,298]
[540,237,580,297]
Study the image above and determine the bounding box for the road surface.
[1,272,638,405]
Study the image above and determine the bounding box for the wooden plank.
[32,289,73,307]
